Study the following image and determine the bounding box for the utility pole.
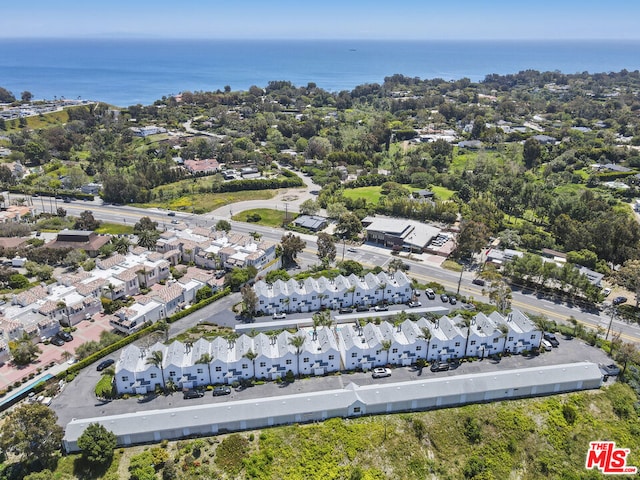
[341,236,346,262]
[456,263,464,295]
[605,306,616,341]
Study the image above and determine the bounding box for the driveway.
[50,331,613,427]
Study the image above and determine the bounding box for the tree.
[77,423,117,467]
[0,403,64,470]
[288,334,306,378]
[9,273,30,289]
[280,233,306,266]
[316,232,336,265]
[9,333,41,365]
[111,236,131,255]
[243,349,258,379]
[387,258,408,274]
[241,284,258,316]
[21,91,33,102]
[335,212,362,240]
[457,317,473,358]
[380,339,392,365]
[137,229,160,250]
[196,353,213,385]
[133,216,158,234]
[74,210,101,230]
[216,219,232,232]
[615,342,638,377]
[145,350,166,391]
[418,326,432,362]
[195,285,213,303]
[615,259,640,306]
[454,219,490,260]
[523,137,542,169]
[299,198,320,215]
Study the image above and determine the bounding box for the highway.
[34,195,640,345]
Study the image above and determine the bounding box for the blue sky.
[2,0,639,40]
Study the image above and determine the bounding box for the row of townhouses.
[155,226,276,271]
[253,271,412,314]
[115,309,542,394]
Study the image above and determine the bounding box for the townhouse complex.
[253,271,412,314]
[0,227,276,363]
[115,308,542,394]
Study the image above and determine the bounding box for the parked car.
[272,312,286,319]
[373,305,389,312]
[371,367,392,378]
[430,362,450,372]
[407,301,422,308]
[56,331,73,342]
[213,386,232,396]
[356,305,370,312]
[413,290,421,297]
[50,336,65,347]
[472,278,486,286]
[602,287,611,297]
[601,363,621,376]
[448,296,457,305]
[183,389,205,399]
[96,358,115,371]
[167,211,176,216]
[440,293,449,303]
[425,288,436,300]
[543,332,559,347]
[613,296,628,306]
[338,307,353,314]
[541,339,552,351]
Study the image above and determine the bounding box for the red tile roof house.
[184,158,220,175]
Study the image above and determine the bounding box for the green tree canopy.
[77,423,118,466]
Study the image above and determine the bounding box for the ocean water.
[0,39,639,107]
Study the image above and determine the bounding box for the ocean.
[1,38,639,107]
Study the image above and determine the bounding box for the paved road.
[51,332,614,427]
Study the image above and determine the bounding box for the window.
[509,336,514,341]
[530,334,536,339]
[376,350,380,356]
[260,362,266,367]
[455,342,460,347]
[260,300,264,305]
[416,346,422,351]
[432,344,438,349]
[215,366,222,372]
[329,355,334,360]
[150,373,157,379]
[351,353,357,358]
[169,371,176,377]
[121,376,129,382]
[493,338,499,343]
[470,340,476,346]
[293,298,297,302]
[312,296,316,300]
[303,357,309,363]
[392,348,398,353]
[344,293,348,297]
[286,359,292,365]
[387,289,391,293]
[353,407,361,413]
[242,364,248,369]
[197,368,203,374]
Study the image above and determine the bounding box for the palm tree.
[380,339,392,366]
[288,334,306,378]
[243,349,258,379]
[145,350,165,391]
[497,324,509,356]
[418,326,432,362]
[196,353,213,386]
[111,236,131,255]
[379,283,387,305]
[347,286,356,307]
[457,317,472,358]
[137,229,159,250]
[226,332,239,349]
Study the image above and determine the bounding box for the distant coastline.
[1,38,639,107]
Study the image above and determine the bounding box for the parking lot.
[51,332,613,427]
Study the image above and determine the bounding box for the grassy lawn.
[430,185,456,200]
[95,223,135,235]
[342,186,382,204]
[232,208,293,227]
[136,189,279,213]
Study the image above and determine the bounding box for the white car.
[272,312,286,319]
[371,367,392,378]
[602,287,611,297]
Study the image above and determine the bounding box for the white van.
[541,339,552,351]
